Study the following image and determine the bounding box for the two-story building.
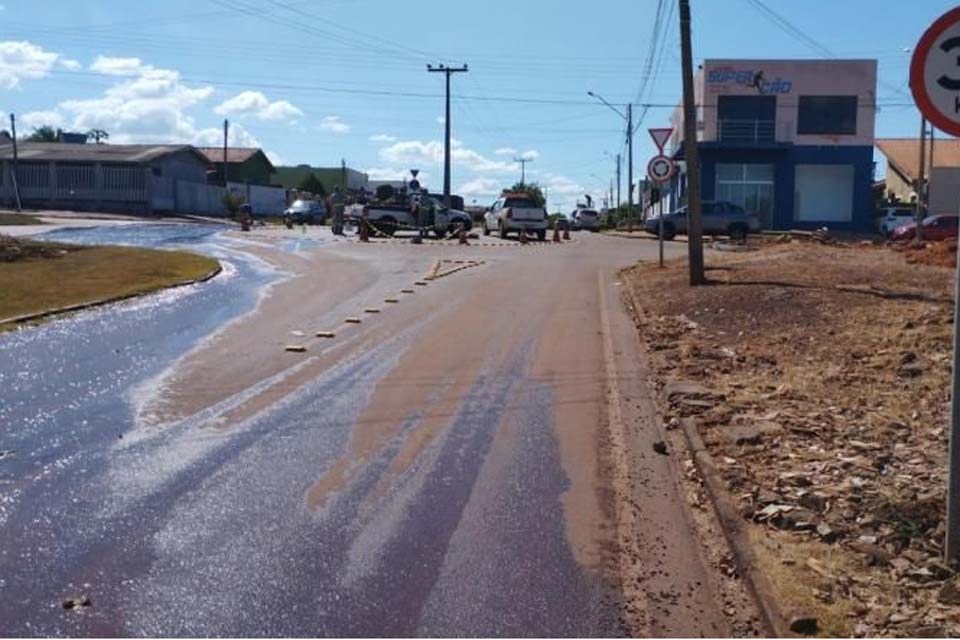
[668,59,878,231]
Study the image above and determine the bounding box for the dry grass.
[0,213,44,225]
[0,241,219,324]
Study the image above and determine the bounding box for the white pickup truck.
[482,193,548,240]
[345,196,472,237]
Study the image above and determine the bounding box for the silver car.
[645,201,761,240]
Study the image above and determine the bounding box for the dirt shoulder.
[0,235,219,327]
[623,238,960,637]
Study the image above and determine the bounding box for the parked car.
[571,208,600,231]
[877,206,917,237]
[891,214,959,242]
[482,193,548,240]
[644,200,761,240]
[284,199,328,225]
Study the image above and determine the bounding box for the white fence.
[175,180,226,215]
[227,181,286,216]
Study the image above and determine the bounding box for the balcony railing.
[717,119,776,143]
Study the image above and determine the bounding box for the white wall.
[794,164,854,222]
[228,181,285,215]
[929,167,960,215]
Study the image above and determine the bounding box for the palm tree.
[86,129,109,144]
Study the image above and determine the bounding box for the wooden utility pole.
[10,114,21,212]
[427,63,468,207]
[679,0,705,284]
[514,156,533,185]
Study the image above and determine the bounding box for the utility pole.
[916,116,927,243]
[679,0,705,285]
[616,153,621,209]
[222,119,229,187]
[341,157,347,190]
[929,122,935,210]
[627,103,634,232]
[514,156,533,185]
[10,114,21,212]
[609,178,614,213]
[427,63,468,207]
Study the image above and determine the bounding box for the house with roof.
[0,142,225,214]
[875,138,960,215]
[273,164,369,192]
[196,147,275,186]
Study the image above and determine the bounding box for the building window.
[797,96,858,135]
[716,163,774,226]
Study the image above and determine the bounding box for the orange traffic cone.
[562,227,570,240]
[359,217,370,242]
[519,230,528,244]
[552,224,560,243]
[459,225,469,245]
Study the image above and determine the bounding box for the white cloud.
[435,115,445,125]
[60,60,216,144]
[214,90,303,121]
[518,149,540,160]
[0,41,59,89]
[194,121,260,148]
[265,150,285,166]
[318,115,350,133]
[378,138,515,174]
[20,110,64,130]
[58,58,81,71]
[494,147,517,156]
[458,177,501,200]
[89,55,148,76]
[369,133,396,142]
[546,174,584,195]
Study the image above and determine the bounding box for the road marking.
[284,344,307,353]
[364,308,381,314]
[400,289,415,294]
[315,331,336,338]
[414,281,428,286]
[344,317,362,324]
[384,298,399,303]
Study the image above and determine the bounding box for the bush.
[222,192,244,218]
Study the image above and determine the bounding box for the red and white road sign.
[910,6,960,137]
[648,127,674,153]
[647,154,675,184]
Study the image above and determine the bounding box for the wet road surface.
[0,226,732,636]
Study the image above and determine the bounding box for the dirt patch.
[623,240,960,637]
[898,238,958,268]
[0,234,80,262]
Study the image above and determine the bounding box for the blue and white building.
[667,59,878,231]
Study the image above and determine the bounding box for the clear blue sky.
[0,0,949,211]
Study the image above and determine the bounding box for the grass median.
[0,212,44,225]
[0,235,219,327]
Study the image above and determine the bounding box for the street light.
[589,91,634,231]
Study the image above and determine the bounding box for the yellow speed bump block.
[364,308,381,314]
[384,298,399,304]
[315,331,336,338]
[401,289,415,294]
[344,317,362,324]
[285,344,307,353]
[414,281,428,286]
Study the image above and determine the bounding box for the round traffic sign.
[647,154,675,184]
[910,6,960,137]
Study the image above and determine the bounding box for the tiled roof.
[0,143,201,163]
[876,138,960,180]
[195,146,262,164]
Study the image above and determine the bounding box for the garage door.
[794,164,853,223]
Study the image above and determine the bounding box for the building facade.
[668,59,877,231]
[273,164,369,191]
[197,147,275,186]
[0,142,224,214]
[876,137,960,215]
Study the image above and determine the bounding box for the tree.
[375,183,396,202]
[298,172,326,196]
[26,125,61,142]
[222,191,244,218]
[509,181,545,207]
[86,129,109,144]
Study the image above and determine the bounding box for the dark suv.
[644,200,761,240]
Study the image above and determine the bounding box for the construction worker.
[330,185,346,235]
[417,190,434,239]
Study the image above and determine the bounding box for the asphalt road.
[0,226,737,637]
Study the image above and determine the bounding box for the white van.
[571,208,600,231]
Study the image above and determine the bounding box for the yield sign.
[648,127,674,153]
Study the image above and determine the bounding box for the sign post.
[910,6,960,564]
[648,128,675,267]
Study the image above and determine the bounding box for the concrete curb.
[0,263,223,327]
[679,416,790,638]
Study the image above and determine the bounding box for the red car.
[891,214,959,242]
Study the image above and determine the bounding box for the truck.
[345,195,472,237]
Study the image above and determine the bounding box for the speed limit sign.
[910,6,960,136]
[647,154,675,184]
